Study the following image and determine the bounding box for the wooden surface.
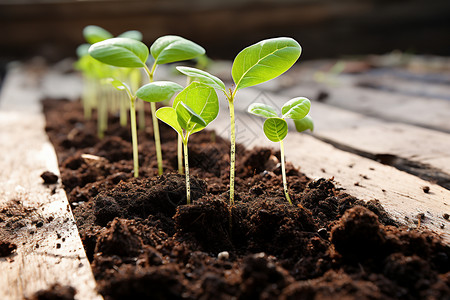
[0,65,102,300]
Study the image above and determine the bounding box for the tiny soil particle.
[40,171,59,184]
[0,240,17,257]
[56,243,61,249]
[422,185,430,193]
[41,98,450,299]
[29,283,76,300]
[443,213,449,220]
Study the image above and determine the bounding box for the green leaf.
[247,103,278,118]
[172,82,218,134]
[83,25,113,44]
[263,117,288,142]
[156,107,183,136]
[293,115,314,133]
[89,37,149,68]
[105,78,130,92]
[136,81,183,103]
[232,37,301,91]
[118,30,143,41]
[151,35,205,65]
[281,97,311,119]
[176,102,207,132]
[176,66,226,92]
[76,44,90,58]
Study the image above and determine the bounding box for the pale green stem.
[130,96,139,178]
[280,140,292,205]
[144,63,163,175]
[178,135,183,174]
[183,139,191,204]
[229,98,236,205]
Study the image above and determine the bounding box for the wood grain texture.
[0,65,102,300]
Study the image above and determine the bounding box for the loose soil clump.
[43,99,450,299]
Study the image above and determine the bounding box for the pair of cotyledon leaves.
[248,99,314,143]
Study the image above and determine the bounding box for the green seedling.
[89,35,205,175]
[156,82,219,204]
[248,98,313,204]
[176,37,301,205]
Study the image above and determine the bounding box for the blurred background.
[1,0,450,65]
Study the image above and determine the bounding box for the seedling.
[248,98,313,204]
[176,37,301,205]
[156,82,219,204]
[89,35,205,175]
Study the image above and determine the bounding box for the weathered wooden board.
[0,65,102,300]
[279,66,450,133]
[209,88,450,243]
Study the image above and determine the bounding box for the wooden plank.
[227,88,450,189]
[209,88,450,243]
[278,65,450,133]
[0,65,102,300]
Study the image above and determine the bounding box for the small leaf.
[176,101,207,132]
[263,117,288,142]
[293,115,314,133]
[172,82,219,134]
[118,30,143,41]
[151,35,205,65]
[232,37,301,91]
[156,107,182,136]
[106,78,130,92]
[281,97,311,119]
[76,44,90,58]
[89,37,149,68]
[83,25,113,44]
[248,103,278,118]
[136,81,183,103]
[176,66,226,92]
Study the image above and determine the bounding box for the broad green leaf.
[83,25,113,44]
[76,44,90,58]
[247,103,278,118]
[176,66,226,92]
[263,117,288,142]
[156,107,182,136]
[281,97,311,119]
[232,37,301,91]
[136,81,183,103]
[172,82,218,134]
[293,115,314,133]
[89,37,149,68]
[118,30,143,41]
[176,102,207,132]
[151,35,205,65]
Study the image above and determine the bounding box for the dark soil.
[42,98,450,300]
[28,283,76,300]
[0,240,17,257]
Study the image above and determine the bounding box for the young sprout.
[89,36,205,175]
[248,97,313,204]
[156,82,219,204]
[176,37,301,205]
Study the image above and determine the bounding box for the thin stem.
[183,139,191,204]
[150,102,163,175]
[229,98,236,205]
[178,135,184,174]
[280,140,292,205]
[130,96,139,178]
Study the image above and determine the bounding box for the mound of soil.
[43,99,450,299]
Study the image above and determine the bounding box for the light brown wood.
[0,65,102,300]
[210,88,450,243]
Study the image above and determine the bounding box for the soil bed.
[42,99,450,299]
